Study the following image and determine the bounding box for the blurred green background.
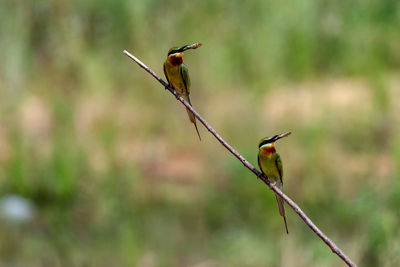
[0,0,399,266]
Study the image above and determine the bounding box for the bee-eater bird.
[163,43,202,140]
[257,132,291,234]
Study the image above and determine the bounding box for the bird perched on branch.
[258,132,291,234]
[163,43,202,140]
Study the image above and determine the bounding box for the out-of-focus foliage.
[0,0,399,266]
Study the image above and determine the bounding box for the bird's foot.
[174,92,181,100]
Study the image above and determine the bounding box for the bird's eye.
[258,140,269,148]
[168,49,179,56]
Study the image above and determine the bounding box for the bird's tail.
[275,193,289,234]
[186,107,201,141]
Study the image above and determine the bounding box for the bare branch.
[123,50,357,267]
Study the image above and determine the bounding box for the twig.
[123,50,357,267]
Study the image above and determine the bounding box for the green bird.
[163,43,202,140]
[257,132,291,234]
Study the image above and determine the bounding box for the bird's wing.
[180,63,191,95]
[276,153,283,186]
[163,63,171,86]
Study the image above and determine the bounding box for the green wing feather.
[276,153,283,186]
[180,64,191,96]
[180,62,201,140]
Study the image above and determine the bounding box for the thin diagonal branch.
[123,50,357,267]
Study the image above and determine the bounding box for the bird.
[257,132,291,234]
[163,43,202,141]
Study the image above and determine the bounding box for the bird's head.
[258,132,291,153]
[167,43,202,66]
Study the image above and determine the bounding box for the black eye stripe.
[168,45,190,56]
[168,49,179,56]
[258,140,269,148]
[258,135,279,148]
[259,138,274,147]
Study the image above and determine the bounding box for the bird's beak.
[179,43,202,52]
[273,132,292,142]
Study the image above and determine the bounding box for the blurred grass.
[0,0,400,266]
